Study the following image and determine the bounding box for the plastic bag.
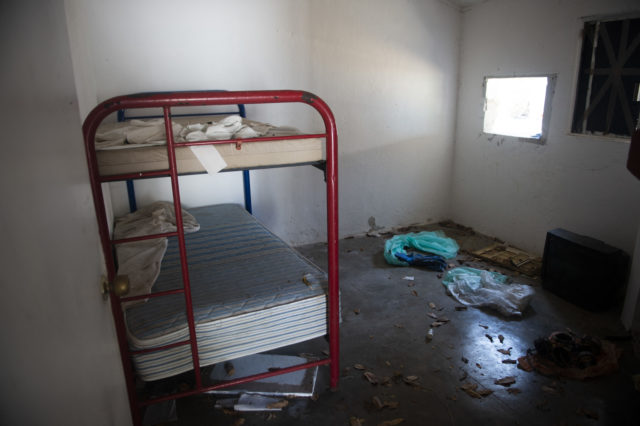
[384,231,459,266]
[441,267,534,316]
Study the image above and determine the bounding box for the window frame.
[482,74,557,145]
[570,15,640,140]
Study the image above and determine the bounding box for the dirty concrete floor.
[152,223,640,426]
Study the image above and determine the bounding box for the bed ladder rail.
[83,90,339,426]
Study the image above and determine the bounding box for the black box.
[541,228,629,311]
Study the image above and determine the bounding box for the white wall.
[0,2,130,425]
[66,0,461,244]
[453,0,640,256]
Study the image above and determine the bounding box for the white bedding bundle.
[114,202,200,300]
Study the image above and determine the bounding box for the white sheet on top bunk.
[113,202,200,300]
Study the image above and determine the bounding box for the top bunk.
[83,90,335,180]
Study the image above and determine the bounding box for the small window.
[572,17,640,138]
[483,75,555,143]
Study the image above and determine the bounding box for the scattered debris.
[350,416,365,426]
[576,407,599,420]
[498,335,505,343]
[497,347,512,356]
[461,356,469,364]
[402,276,415,281]
[479,324,489,329]
[507,388,522,395]
[377,418,404,426]
[494,376,516,387]
[541,384,562,395]
[476,363,482,369]
[411,290,419,297]
[460,382,493,398]
[364,371,379,385]
[472,243,542,277]
[266,400,289,409]
[518,331,622,379]
[485,334,494,343]
[354,308,360,315]
[393,323,404,329]
[354,364,366,370]
[502,359,517,364]
[371,396,399,411]
[425,329,434,342]
[431,321,447,328]
[455,306,468,311]
[427,312,439,320]
[429,302,437,310]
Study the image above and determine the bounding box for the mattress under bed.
[124,204,328,382]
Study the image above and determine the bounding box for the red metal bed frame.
[82,90,339,425]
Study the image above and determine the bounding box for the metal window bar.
[82,90,339,426]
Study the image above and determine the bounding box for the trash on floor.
[517,331,622,379]
[441,267,535,316]
[215,394,288,412]
[494,376,516,387]
[460,382,493,398]
[473,243,542,277]
[384,231,459,270]
[207,354,318,397]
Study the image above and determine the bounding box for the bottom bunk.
[122,203,328,382]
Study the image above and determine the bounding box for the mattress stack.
[124,204,328,382]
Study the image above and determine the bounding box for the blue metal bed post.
[237,103,253,214]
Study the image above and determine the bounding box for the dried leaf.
[372,396,385,410]
[302,275,311,286]
[577,408,599,420]
[460,383,481,398]
[502,359,517,364]
[354,364,366,370]
[485,334,493,342]
[411,290,418,297]
[438,317,450,323]
[477,388,494,397]
[266,400,289,409]
[350,417,365,426]
[364,371,379,385]
[427,312,439,320]
[431,321,447,328]
[479,324,489,329]
[476,363,482,369]
[494,376,516,387]
[378,418,404,426]
[353,308,360,315]
[404,375,419,383]
[429,302,437,309]
[497,347,512,355]
[507,388,522,395]
[498,334,504,343]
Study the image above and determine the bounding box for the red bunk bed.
[82,90,339,425]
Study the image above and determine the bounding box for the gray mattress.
[125,204,328,381]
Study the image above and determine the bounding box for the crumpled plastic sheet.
[384,230,459,266]
[441,267,534,316]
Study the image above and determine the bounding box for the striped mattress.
[124,204,328,381]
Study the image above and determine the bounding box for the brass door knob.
[112,275,130,297]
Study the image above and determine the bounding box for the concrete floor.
[154,223,640,426]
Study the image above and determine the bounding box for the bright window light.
[483,76,551,140]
